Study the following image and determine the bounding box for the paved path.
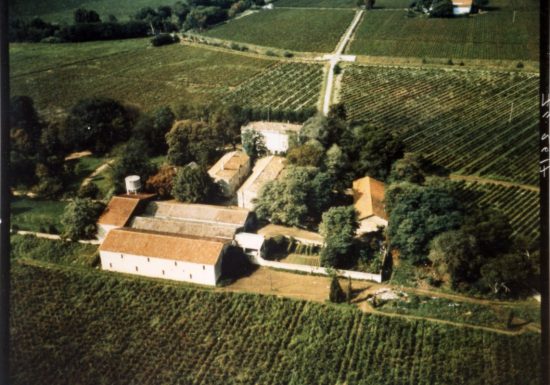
[257,224,324,245]
[322,10,363,114]
[16,230,100,245]
[64,151,92,161]
[81,159,114,188]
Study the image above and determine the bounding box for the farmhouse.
[452,0,473,15]
[99,228,227,286]
[208,151,250,197]
[241,121,302,154]
[352,176,388,234]
[96,193,155,241]
[237,155,286,209]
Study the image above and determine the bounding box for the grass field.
[9,0,178,23]
[67,155,107,192]
[202,9,355,53]
[274,0,358,8]
[10,261,541,385]
[348,9,539,61]
[10,197,67,234]
[222,62,324,112]
[456,181,540,243]
[10,39,276,120]
[11,235,99,267]
[377,293,540,331]
[339,65,539,185]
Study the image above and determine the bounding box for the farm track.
[450,174,539,191]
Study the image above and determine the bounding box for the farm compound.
[98,197,255,286]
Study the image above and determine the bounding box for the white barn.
[99,228,228,286]
[237,155,285,210]
[241,121,302,154]
[208,151,250,198]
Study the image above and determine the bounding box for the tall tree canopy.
[172,164,218,203]
[386,179,464,263]
[62,98,131,153]
[319,206,358,268]
[109,140,156,193]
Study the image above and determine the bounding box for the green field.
[11,235,99,267]
[10,261,541,385]
[339,65,539,185]
[202,9,355,53]
[11,197,67,234]
[10,39,276,119]
[457,181,540,243]
[274,0,358,8]
[9,0,178,23]
[378,293,540,330]
[223,62,324,112]
[348,9,539,61]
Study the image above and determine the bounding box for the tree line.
[9,0,266,43]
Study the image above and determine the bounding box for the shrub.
[283,51,294,58]
[516,62,524,68]
[151,33,177,47]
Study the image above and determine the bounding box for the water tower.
[125,175,141,195]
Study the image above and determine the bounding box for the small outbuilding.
[237,155,286,210]
[96,193,155,241]
[241,121,302,154]
[208,151,250,198]
[452,0,473,15]
[99,228,228,286]
[352,176,388,234]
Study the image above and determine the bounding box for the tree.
[286,140,325,167]
[428,230,481,288]
[61,198,105,241]
[172,164,217,203]
[299,114,331,147]
[255,167,330,228]
[241,129,267,162]
[340,123,404,182]
[386,179,464,263]
[74,8,101,24]
[166,119,221,166]
[109,140,156,193]
[133,106,175,155]
[325,144,349,191]
[145,165,177,198]
[209,104,245,148]
[480,252,533,297]
[329,275,346,303]
[319,206,358,267]
[62,97,131,153]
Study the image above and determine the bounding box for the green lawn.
[10,39,276,120]
[66,155,107,192]
[9,0,181,23]
[348,9,539,61]
[202,8,355,53]
[11,235,99,267]
[280,253,321,266]
[11,197,67,234]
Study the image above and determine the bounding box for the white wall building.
[452,0,473,14]
[237,156,285,210]
[208,151,250,198]
[99,228,227,286]
[352,176,388,234]
[241,121,302,154]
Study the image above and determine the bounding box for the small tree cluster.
[61,198,105,241]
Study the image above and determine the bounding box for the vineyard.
[10,261,541,385]
[10,40,275,119]
[456,181,540,243]
[222,62,324,113]
[202,9,355,53]
[348,9,539,61]
[339,65,539,185]
[274,0,357,8]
